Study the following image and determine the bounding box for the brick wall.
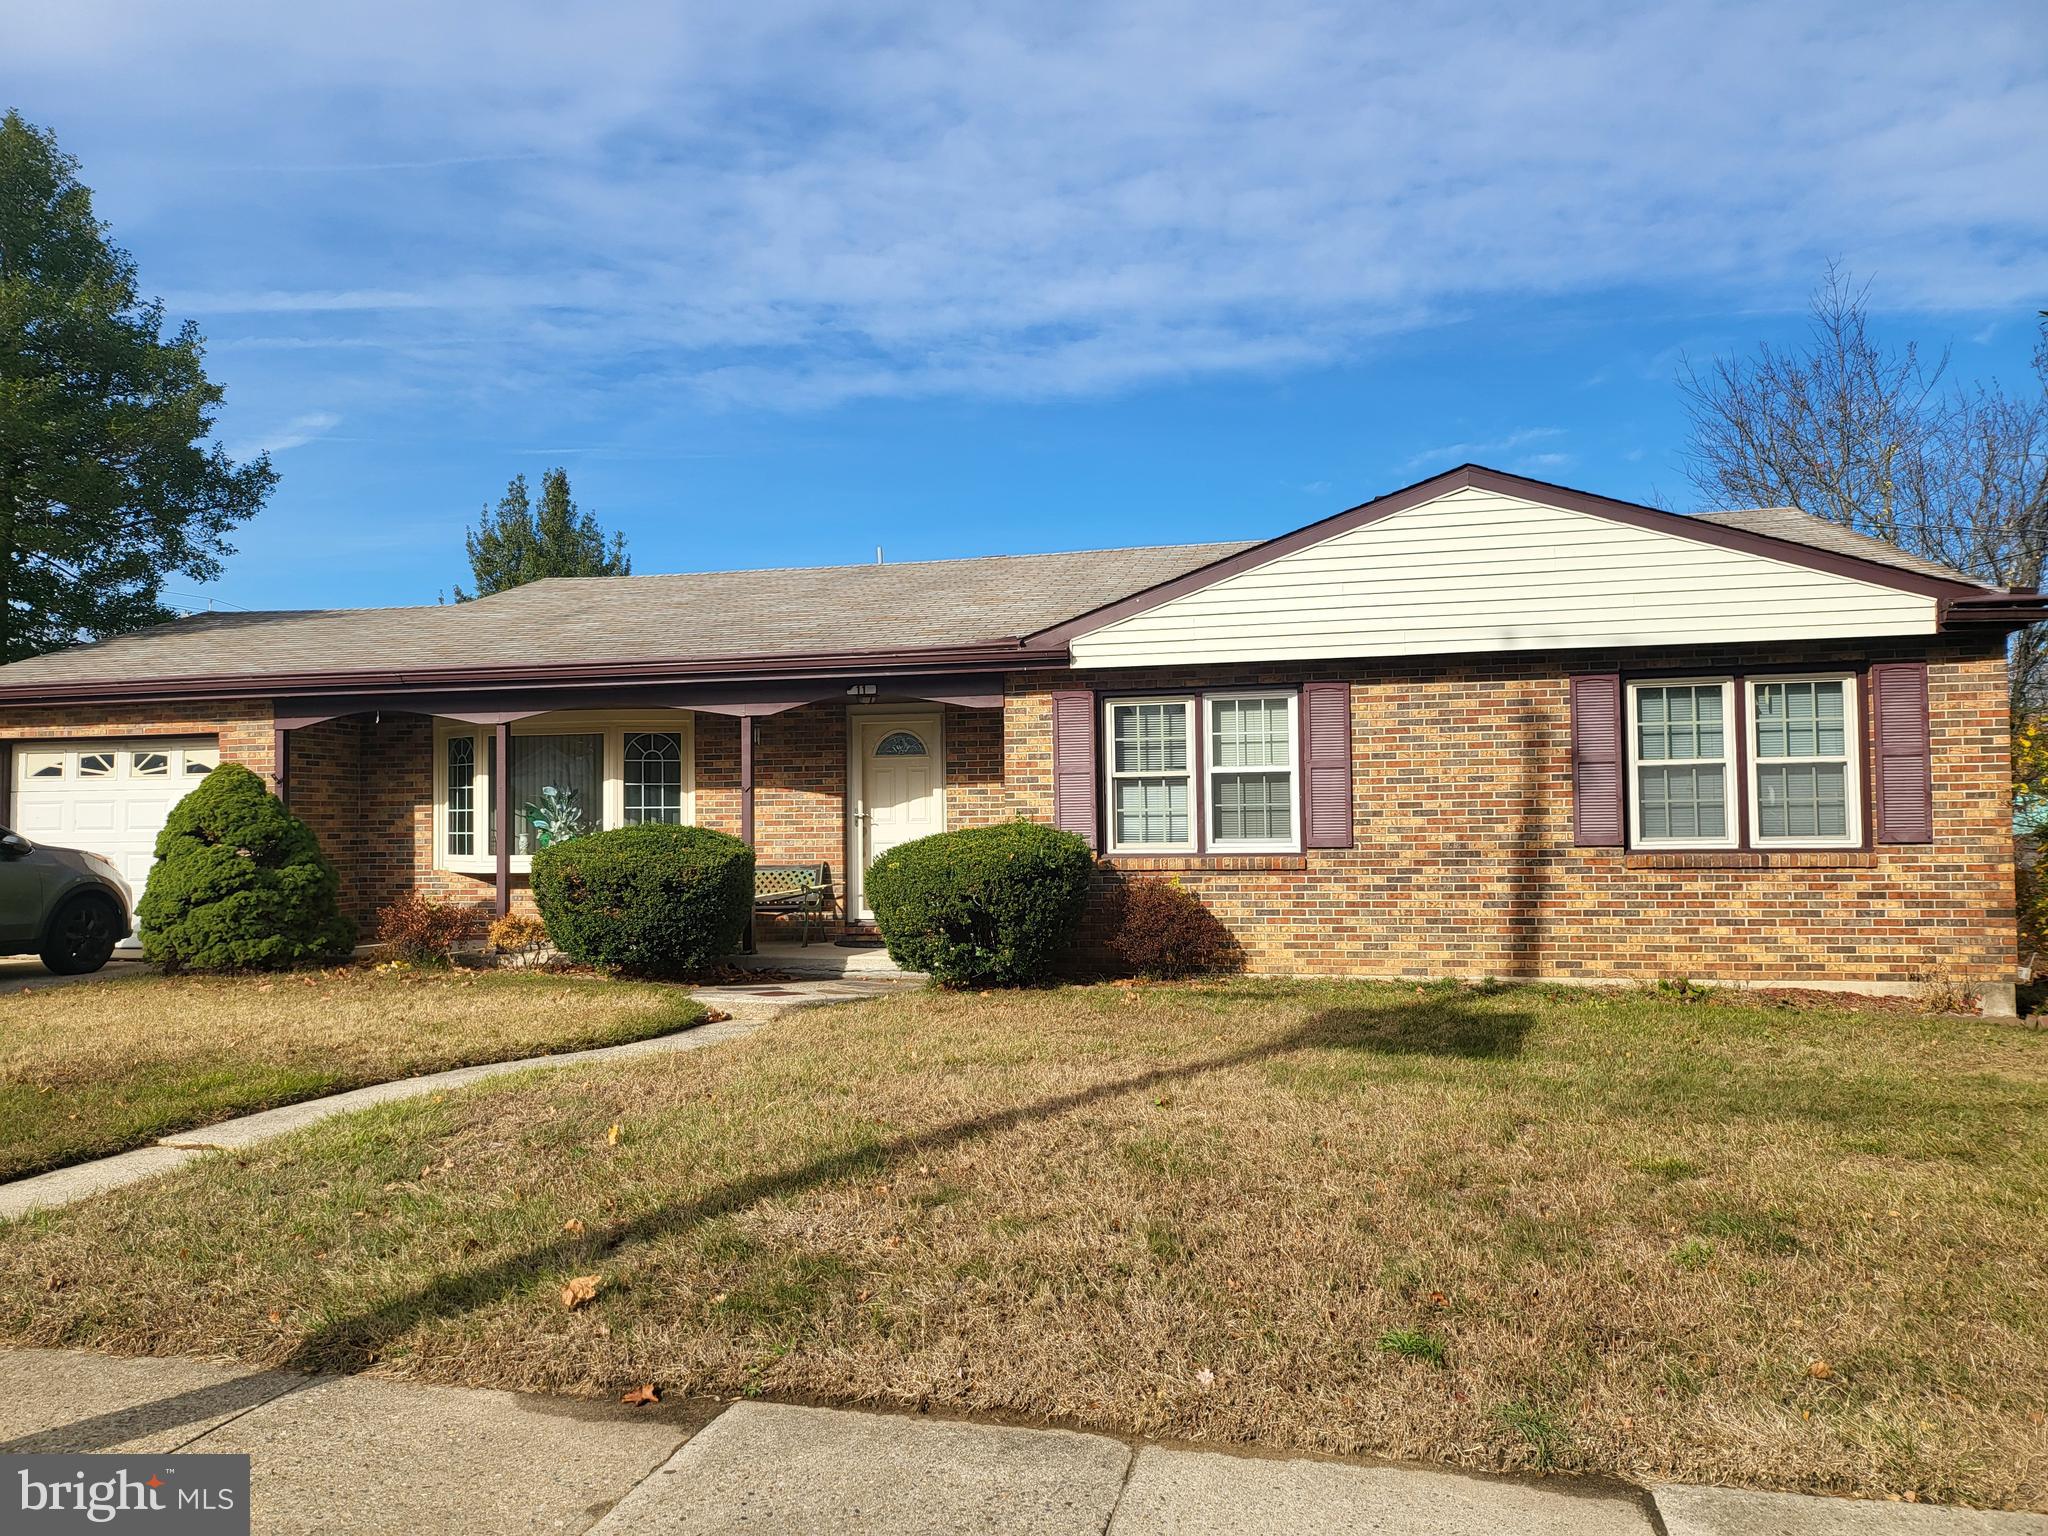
[1,643,2011,1000]
[1003,636,2015,996]
[0,700,275,784]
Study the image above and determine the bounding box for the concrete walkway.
[0,1349,2037,1535]
[0,974,917,1222]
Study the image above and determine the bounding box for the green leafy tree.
[0,110,275,662]
[137,763,355,971]
[455,466,630,599]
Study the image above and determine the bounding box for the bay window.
[1104,690,1300,855]
[434,714,694,872]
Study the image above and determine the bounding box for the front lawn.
[2,979,2043,1508]
[0,967,706,1180]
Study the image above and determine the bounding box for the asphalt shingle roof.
[1691,507,1993,589]
[0,542,1255,685]
[0,501,1995,691]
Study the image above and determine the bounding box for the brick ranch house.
[2,465,2039,1010]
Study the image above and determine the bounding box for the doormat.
[835,937,887,949]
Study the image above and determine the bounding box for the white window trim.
[433,712,696,874]
[1104,696,1198,855]
[1204,690,1302,854]
[1746,673,1862,849]
[1626,678,1739,851]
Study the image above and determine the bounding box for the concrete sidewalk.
[0,1350,2037,1535]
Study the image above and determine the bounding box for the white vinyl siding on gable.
[1068,487,1940,668]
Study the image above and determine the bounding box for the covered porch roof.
[273,672,1007,917]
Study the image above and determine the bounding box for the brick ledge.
[1099,855,1308,873]
[1624,850,1878,871]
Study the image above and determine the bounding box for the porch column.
[272,725,289,808]
[738,715,756,845]
[494,720,511,916]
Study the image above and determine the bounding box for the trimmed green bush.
[531,823,753,975]
[137,762,356,971]
[866,820,1092,986]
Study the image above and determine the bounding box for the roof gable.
[1049,467,1957,668]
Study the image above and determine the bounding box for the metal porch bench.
[751,862,835,946]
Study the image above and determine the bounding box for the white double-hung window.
[1625,674,1863,849]
[435,713,694,872]
[1207,693,1298,852]
[1103,690,1300,855]
[1107,698,1195,852]
[1748,675,1859,846]
[1627,680,1734,848]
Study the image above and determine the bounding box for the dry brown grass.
[2,978,2043,1507]
[0,966,705,1178]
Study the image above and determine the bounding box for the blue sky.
[9,1,2045,613]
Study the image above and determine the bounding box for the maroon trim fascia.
[1939,593,2048,628]
[1025,464,2012,648]
[0,642,1068,710]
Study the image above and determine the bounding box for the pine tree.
[455,467,630,599]
[0,110,275,660]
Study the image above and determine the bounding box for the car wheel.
[39,892,123,976]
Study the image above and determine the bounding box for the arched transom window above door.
[873,730,928,757]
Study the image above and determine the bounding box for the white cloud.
[11,0,2044,414]
[234,411,342,457]
[1403,427,1566,472]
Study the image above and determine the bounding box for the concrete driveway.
[0,953,153,993]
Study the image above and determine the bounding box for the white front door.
[850,715,943,918]
[12,738,222,945]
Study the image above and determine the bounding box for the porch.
[267,672,1012,937]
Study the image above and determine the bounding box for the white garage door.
[12,739,222,938]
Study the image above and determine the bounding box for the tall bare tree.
[1679,265,2048,709]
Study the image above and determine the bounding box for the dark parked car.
[0,827,134,975]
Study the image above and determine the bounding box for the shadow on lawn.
[1306,998,1532,1059]
[173,993,1540,1386]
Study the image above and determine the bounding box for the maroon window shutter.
[1570,673,1625,847]
[1050,690,1098,850]
[1871,662,1933,844]
[1301,682,1354,849]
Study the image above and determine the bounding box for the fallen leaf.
[267,1309,283,1325]
[1807,1359,1835,1379]
[607,1122,622,1147]
[563,1218,586,1235]
[702,1008,731,1023]
[1196,1368,1215,1387]
[620,1383,660,1406]
[561,1274,604,1310]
